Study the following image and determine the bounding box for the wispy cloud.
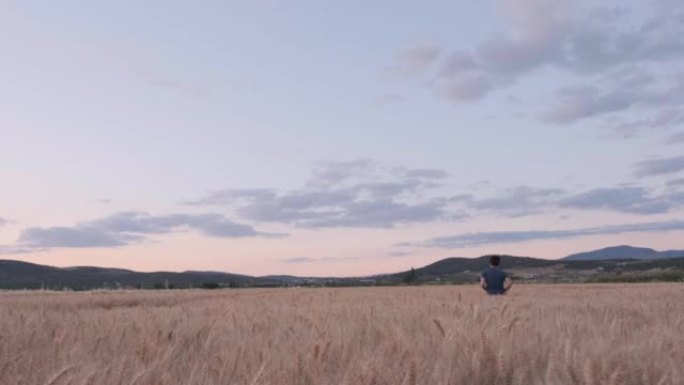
[667,132,684,144]
[388,44,442,77]
[667,178,684,188]
[191,161,458,228]
[634,156,684,177]
[404,220,684,249]
[191,159,684,231]
[15,212,284,250]
[282,256,360,264]
[464,186,565,217]
[558,187,673,215]
[392,0,684,129]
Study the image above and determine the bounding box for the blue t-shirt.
[481,267,507,294]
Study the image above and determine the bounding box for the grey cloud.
[476,0,573,78]
[667,178,684,187]
[233,191,450,228]
[613,108,684,137]
[282,257,314,264]
[634,156,684,177]
[0,245,42,255]
[390,44,442,76]
[188,189,276,206]
[17,212,282,249]
[0,217,6,227]
[449,194,474,202]
[388,251,412,257]
[90,212,282,238]
[194,160,684,229]
[19,226,139,248]
[441,75,492,101]
[440,51,479,78]
[282,256,360,264]
[308,159,374,187]
[541,85,635,124]
[464,186,565,217]
[558,187,673,214]
[544,72,684,125]
[452,184,682,216]
[406,219,684,248]
[393,1,684,128]
[299,199,449,228]
[401,168,449,179]
[194,161,454,228]
[666,132,684,144]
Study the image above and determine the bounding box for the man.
[480,255,512,295]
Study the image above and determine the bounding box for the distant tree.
[403,267,419,285]
[201,282,220,289]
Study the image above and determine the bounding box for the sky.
[1,0,684,276]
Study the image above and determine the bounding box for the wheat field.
[0,284,682,385]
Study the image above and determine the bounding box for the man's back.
[481,266,507,295]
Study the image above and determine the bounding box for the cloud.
[0,217,6,227]
[450,184,683,216]
[634,155,684,177]
[192,161,455,228]
[612,108,684,137]
[667,178,684,187]
[0,245,42,255]
[667,132,684,144]
[400,168,449,179]
[541,85,635,124]
[189,189,277,206]
[387,251,412,257]
[558,187,673,214]
[405,219,684,248]
[543,70,684,124]
[389,44,442,76]
[19,226,139,248]
[192,160,684,231]
[16,212,282,249]
[311,159,375,184]
[282,256,360,264]
[464,186,565,217]
[440,51,479,78]
[392,1,684,127]
[441,75,492,101]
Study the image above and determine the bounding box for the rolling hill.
[1,244,683,289]
[0,260,254,290]
[562,245,684,261]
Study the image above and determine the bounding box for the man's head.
[489,255,501,266]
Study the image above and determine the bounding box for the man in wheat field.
[480,255,512,295]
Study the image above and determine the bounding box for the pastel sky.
[1,0,684,276]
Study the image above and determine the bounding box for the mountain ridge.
[561,245,684,261]
[1,245,683,289]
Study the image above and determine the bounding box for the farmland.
[1,284,682,384]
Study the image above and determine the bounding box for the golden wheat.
[0,284,682,384]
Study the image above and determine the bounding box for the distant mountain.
[562,245,684,261]
[396,253,684,283]
[407,255,558,276]
[2,245,684,290]
[0,260,254,290]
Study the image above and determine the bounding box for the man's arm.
[504,276,513,291]
[480,276,487,290]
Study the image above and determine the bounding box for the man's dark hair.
[489,255,501,266]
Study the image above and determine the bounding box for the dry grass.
[0,284,682,384]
